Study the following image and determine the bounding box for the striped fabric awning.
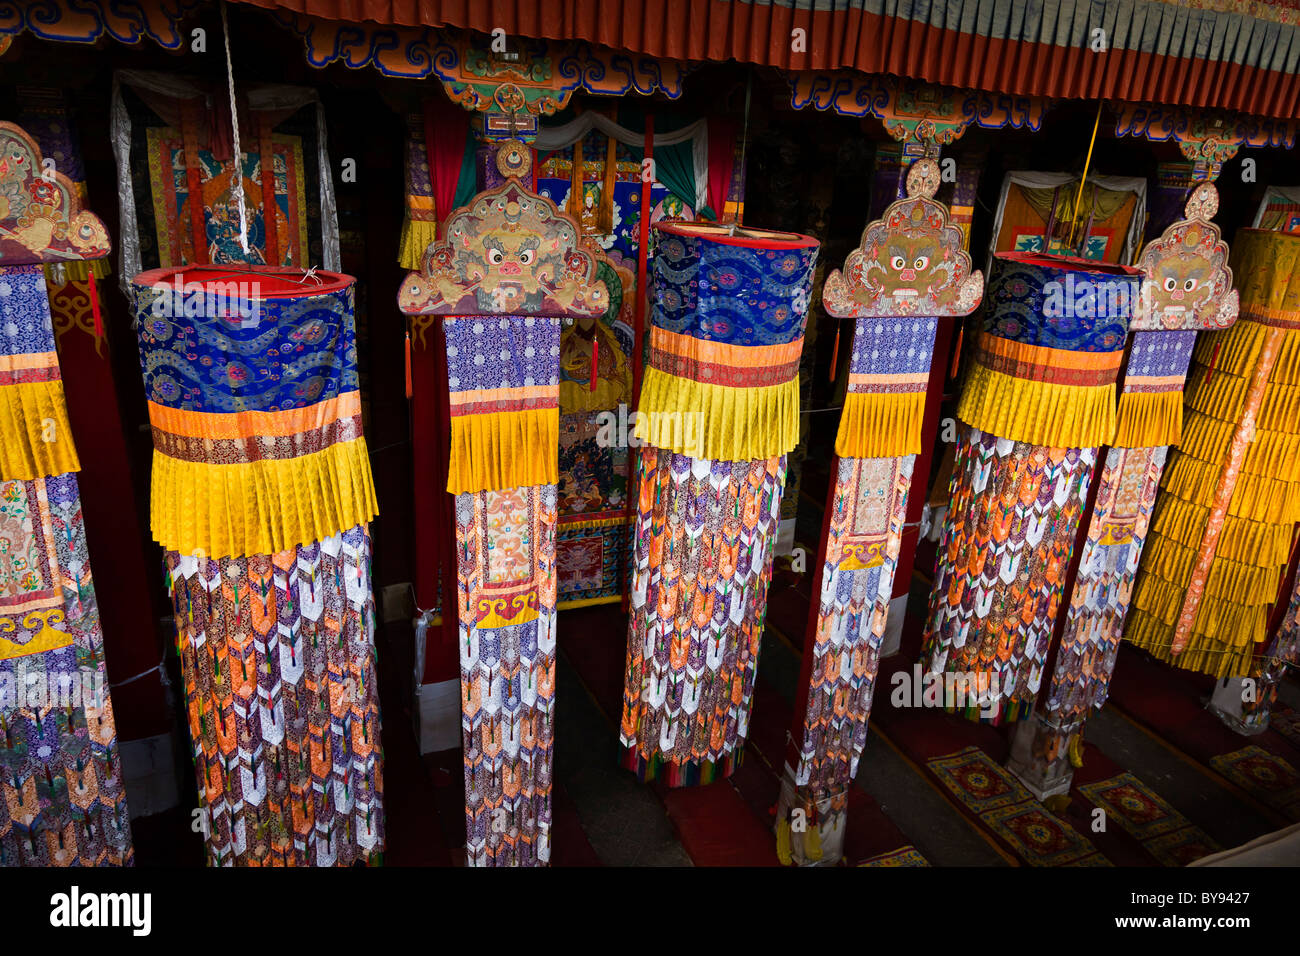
[236,0,1300,119]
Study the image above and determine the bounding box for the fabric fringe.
[397,218,438,271]
[835,389,926,458]
[621,746,742,786]
[449,407,559,496]
[1114,388,1181,449]
[150,436,378,559]
[1125,605,1263,679]
[956,361,1116,449]
[1184,362,1249,424]
[0,379,80,480]
[1162,456,1300,524]
[634,366,800,462]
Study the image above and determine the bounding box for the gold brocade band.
[0,379,81,480]
[448,406,559,495]
[633,365,800,461]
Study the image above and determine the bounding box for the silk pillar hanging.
[922,252,1141,723]
[1125,228,1300,677]
[1014,184,1238,787]
[0,122,133,866]
[129,266,381,866]
[776,159,983,865]
[620,222,819,785]
[398,140,613,866]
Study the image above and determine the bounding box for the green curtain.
[454,134,477,208]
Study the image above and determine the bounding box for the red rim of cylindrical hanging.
[653,221,819,251]
[131,265,356,298]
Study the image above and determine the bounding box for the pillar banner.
[775,158,983,866]
[129,266,382,866]
[0,122,132,866]
[1126,225,1300,677]
[398,139,613,866]
[923,252,1141,724]
[621,222,819,786]
[1045,184,1237,750]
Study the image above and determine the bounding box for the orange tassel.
[950,324,964,380]
[405,328,413,400]
[590,335,599,392]
[828,322,840,384]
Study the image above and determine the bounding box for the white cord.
[109,656,171,694]
[220,0,250,257]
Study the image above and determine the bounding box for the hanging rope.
[220,0,251,257]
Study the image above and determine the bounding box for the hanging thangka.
[776,159,983,865]
[1041,185,1237,751]
[129,265,381,866]
[0,122,133,866]
[398,140,613,866]
[620,222,819,786]
[110,70,340,282]
[989,172,1147,267]
[1125,228,1300,678]
[922,252,1141,724]
[556,263,634,606]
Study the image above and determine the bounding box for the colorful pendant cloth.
[777,158,983,865]
[622,223,818,784]
[1047,184,1237,730]
[1126,228,1300,677]
[0,122,131,867]
[923,252,1139,723]
[621,448,786,784]
[398,140,610,866]
[130,266,381,866]
[166,525,381,865]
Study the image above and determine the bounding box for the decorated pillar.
[1125,229,1300,692]
[128,266,382,866]
[397,140,614,866]
[620,222,819,785]
[0,122,132,866]
[1008,184,1238,797]
[775,159,983,865]
[922,253,1141,724]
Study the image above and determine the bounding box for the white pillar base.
[414,677,463,754]
[119,729,182,818]
[1207,676,1271,736]
[879,594,909,659]
[1004,712,1079,802]
[774,764,848,866]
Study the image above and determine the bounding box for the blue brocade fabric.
[983,257,1135,352]
[130,283,357,413]
[651,232,818,346]
[0,265,57,359]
